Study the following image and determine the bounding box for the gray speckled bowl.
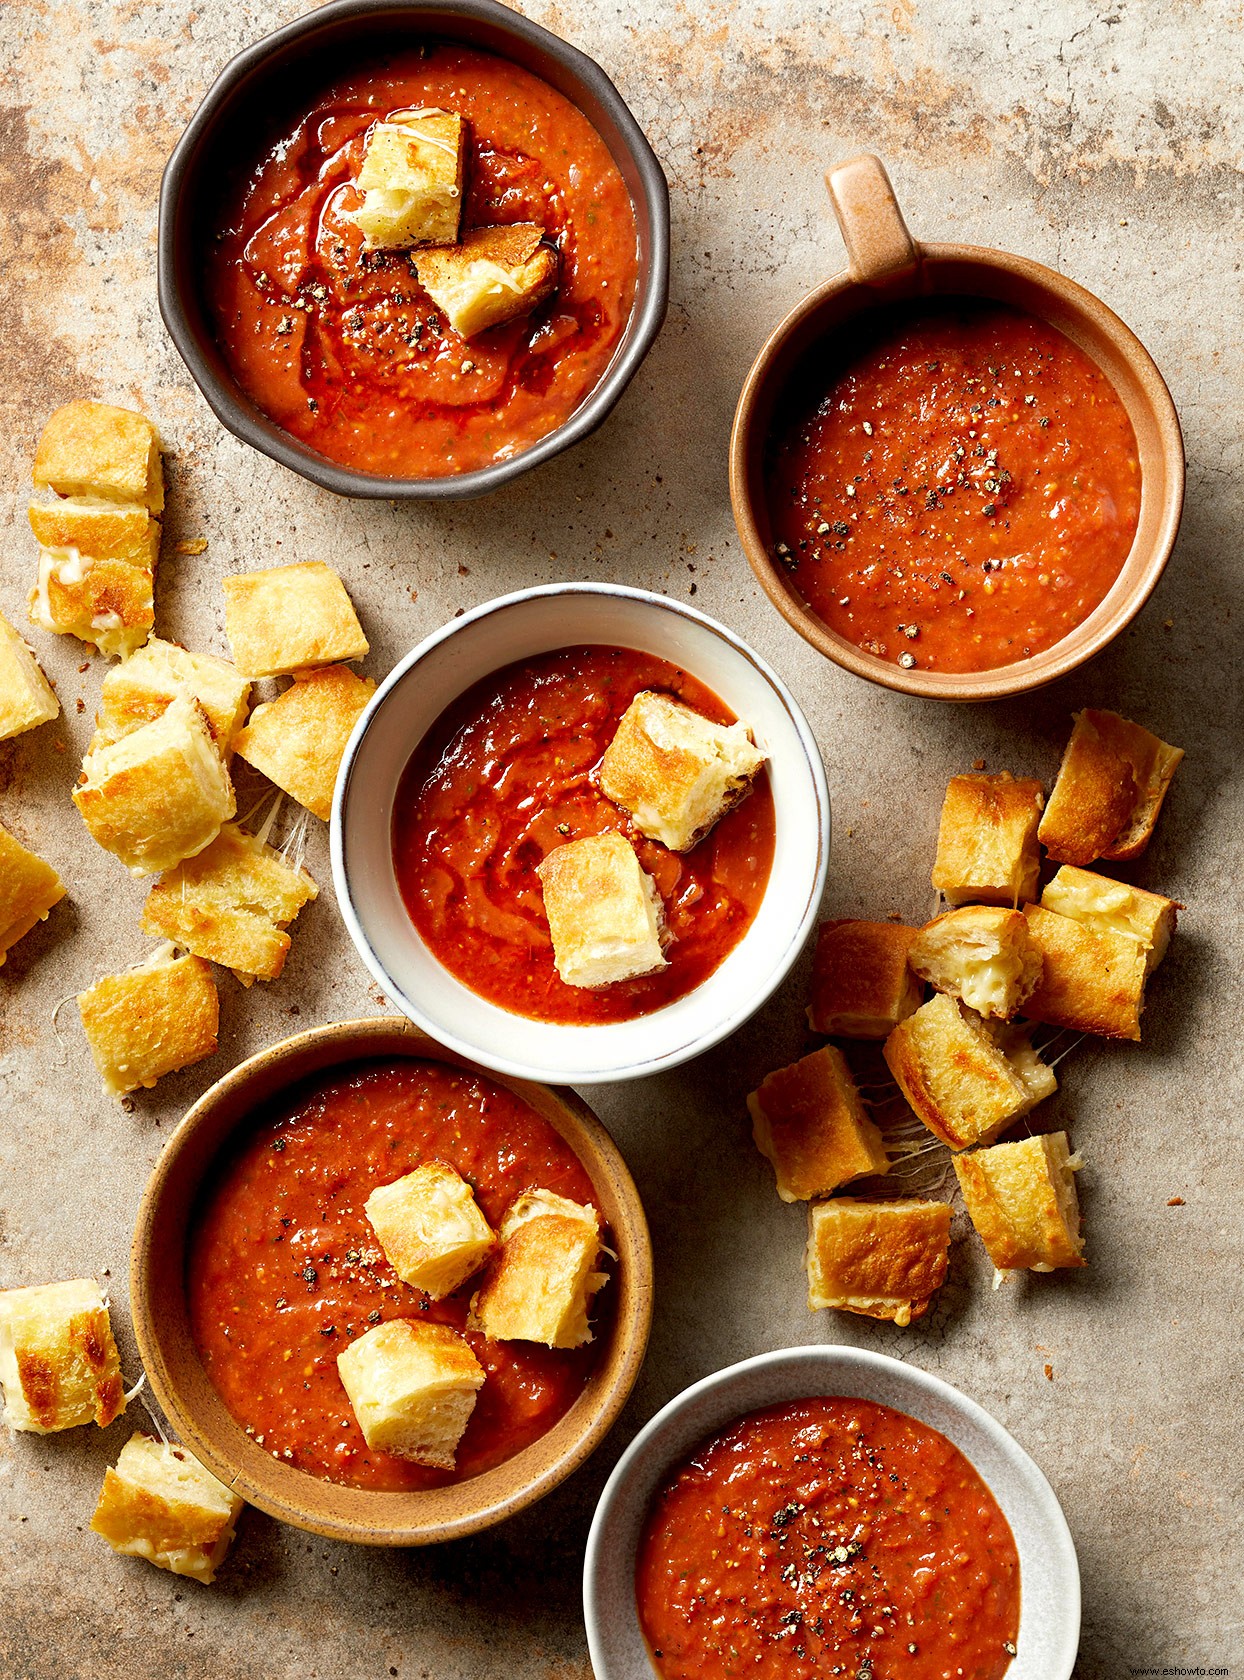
[583,1346,1079,1680]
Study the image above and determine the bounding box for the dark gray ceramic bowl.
[157,0,669,499]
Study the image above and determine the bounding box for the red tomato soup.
[392,645,776,1026]
[202,44,638,477]
[637,1397,1021,1680]
[188,1058,609,1492]
[766,299,1141,673]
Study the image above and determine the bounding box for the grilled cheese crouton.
[74,695,235,876]
[1021,902,1148,1040]
[954,1132,1085,1272]
[364,1163,495,1299]
[415,223,558,339]
[91,1433,244,1582]
[931,771,1044,906]
[32,400,163,513]
[883,991,1055,1150]
[28,501,159,659]
[141,823,317,984]
[805,1198,951,1326]
[336,1319,484,1469]
[95,637,251,755]
[0,821,66,966]
[748,1045,889,1203]
[908,905,1042,1020]
[1040,865,1177,974]
[354,108,466,249]
[599,690,765,852]
[538,831,667,988]
[222,561,369,678]
[1039,710,1183,863]
[78,947,220,1096]
[0,1278,125,1432]
[0,610,59,739]
[807,919,923,1038]
[232,665,375,820]
[470,1189,606,1348]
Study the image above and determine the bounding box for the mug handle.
[826,154,919,285]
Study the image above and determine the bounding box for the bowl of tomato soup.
[131,1018,652,1545]
[731,153,1183,700]
[158,0,668,497]
[584,1346,1080,1680]
[332,584,830,1085]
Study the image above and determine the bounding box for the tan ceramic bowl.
[730,153,1184,702]
[130,1018,653,1546]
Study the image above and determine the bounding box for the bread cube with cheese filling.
[908,905,1042,1020]
[364,1163,495,1299]
[0,1278,125,1432]
[28,501,159,659]
[222,560,369,678]
[599,690,766,852]
[141,822,317,984]
[95,637,251,755]
[1020,902,1148,1041]
[883,991,1055,1151]
[91,1433,244,1583]
[0,821,66,966]
[931,771,1044,907]
[415,223,558,340]
[954,1132,1085,1273]
[78,947,220,1097]
[354,107,466,249]
[807,919,923,1038]
[33,400,163,513]
[1038,709,1183,863]
[336,1319,484,1469]
[1040,865,1176,974]
[471,1189,606,1348]
[805,1198,951,1326]
[74,695,235,876]
[538,831,666,988]
[232,665,375,820]
[0,610,58,739]
[748,1045,889,1203]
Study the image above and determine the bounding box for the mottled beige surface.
[0,1,1240,1676]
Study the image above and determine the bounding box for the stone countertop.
[0,2,1239,1676]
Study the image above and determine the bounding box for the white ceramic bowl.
[332,584,829,1085]
[583,1346,1080,1680]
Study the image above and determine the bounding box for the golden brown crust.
[908,905,1042,1020]
[28,500,158,562]
[954,1132,1085,1271]
[354,108,466,249]
[537,831,666,988]
[1039,710,1183,864]
[0,821,66,965]
[222,561,369,678]
[1040,864,1177,974]
[364,1163,495,1299]
[77,950,220,1096]
[232,665,375,819]
[91,1433,243,1582]
[336,1319,485,1469]
[415,224,559,339]
[748,1045,889,1202]
[1020,903,1147,1040]
[807,919,923,1038]
[470,1192,605,1348]
[931,772,1044,906]
[805,1198,951,1325]
[0,1278,124,1432]
[0,611,59,741]
[32,400,163,512]
[96,637,252,753]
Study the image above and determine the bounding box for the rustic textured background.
[1,1,1240,1676]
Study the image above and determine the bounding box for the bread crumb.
[972,758,986,770]
[1167,1196,1185,1206]
[175,538,208,556]
[1044,1363,1054,1381]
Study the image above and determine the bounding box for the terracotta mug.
[729,153,1184,702]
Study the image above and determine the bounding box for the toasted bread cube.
[1020,903,1147,1041]
[415,223,558,340]
[955,1132,1084,1273]
[883,991,1055,1150]
[354,107,466,249]
[28,501,159,660]
[1039,710,1183,864]
[599,691,765,852]
[78,947,219,1097]
[222,560,369,678]
[805,1199,951,1326]
[232,665,375,820]
[748,1046,889,1203]
[141,823,317,984]
[0,822,65,966]
[364,1163,495,1299]
[983,1018,1058,1109]
[1041,865,1176,974]
[807,919,923,1038]
[74,695,235,876]
[471,1189,606,1348]
[96,637,251,755]
[91,1433,243,1583]
[537,831,666,989]
[908,905,1042,1020]
[0,1278,125,1432]
[336,1319,484,1469]
[32,400,163,513]
[931,771,1044,906]
[0,611,59,739]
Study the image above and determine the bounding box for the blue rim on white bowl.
[583,1346,1080,1680]
[331,583,830,1085]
